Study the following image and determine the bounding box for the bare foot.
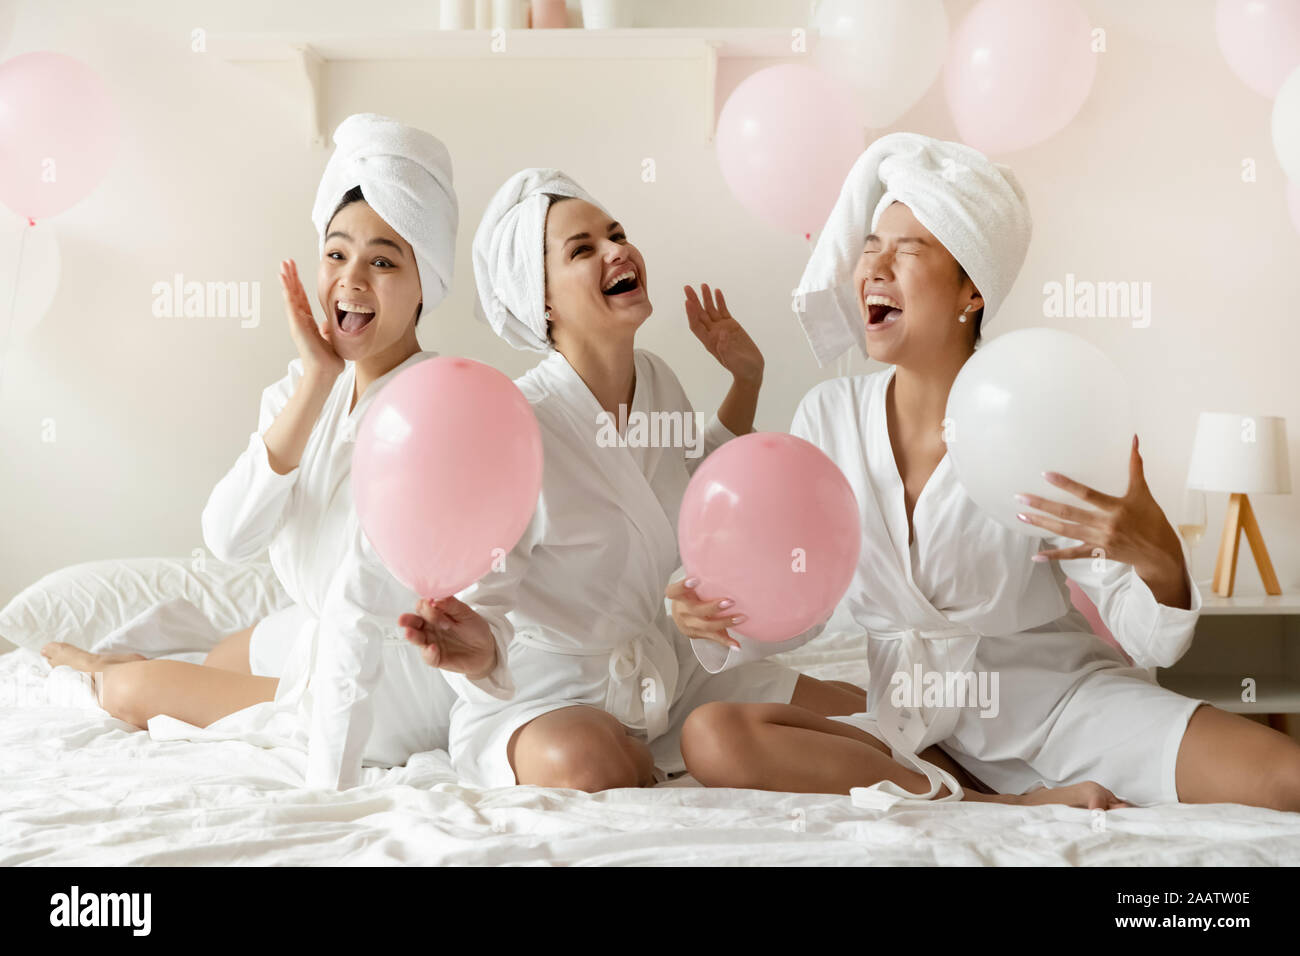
[972,781,1130,810]
[41,642,145,672]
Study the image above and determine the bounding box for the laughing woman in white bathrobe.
[42,114,506,789]
[399,168,867,791]
[670,132,1300,812]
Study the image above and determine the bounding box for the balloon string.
[0,218,31,400]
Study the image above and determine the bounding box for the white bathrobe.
[693,365,1205,807]
[446,348,801,787]
[200,350,511,789]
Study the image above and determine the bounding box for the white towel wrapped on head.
[794,132,1032,367]
[311,113,459,311]
[472,167,607,353]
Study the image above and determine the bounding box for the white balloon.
[944,329,1135,539]
[1273,65,1300,184]
[812,0,949,129]
[0,213,61,342]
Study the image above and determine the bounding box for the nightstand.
[1157,591,1300,732]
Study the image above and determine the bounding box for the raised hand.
[684,284,764,386]
[280,258,344,380]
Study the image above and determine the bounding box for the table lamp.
[1186,412,1291,597]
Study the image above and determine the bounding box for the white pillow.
[0,555,292,653]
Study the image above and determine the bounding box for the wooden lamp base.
[1212,493,1282,597]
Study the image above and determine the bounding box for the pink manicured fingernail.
[684,577,699,589]
[1042,471,1059,482]
[1031,554,1048,563]
[1016,513,1031,523]
[718,599,734,610]
[731,615,746,624]
[1014,494,1032,506]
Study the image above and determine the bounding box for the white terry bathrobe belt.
[851,623,984,811]
[605,630,673,742]
[513,626,674,742]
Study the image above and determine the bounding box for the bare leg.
[43,622,258,676]
[506,704,657,792]
[789,674,866,716]
[1175,704,1300,811]
[96,659,277,729]
[786,674,986,792]
[203,624,256,674]
[42,636,275,729]
[41,619,270,727]
[42,644,144,669]
[681,702,1127,808]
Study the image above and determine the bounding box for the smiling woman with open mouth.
[393,167,870,793]
[42,113,508,791]
[666,130,1300,817]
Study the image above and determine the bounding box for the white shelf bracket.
[291,44,327,148]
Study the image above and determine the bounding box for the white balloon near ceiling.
[811,0,950,129]
[1272,65,1300,184]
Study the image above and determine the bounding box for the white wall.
[1,0,1296,606]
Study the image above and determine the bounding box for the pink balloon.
[678,432,861,643]
[0,52,119,222]
[943,0,1097,155]
[1066,579,1128,664]
[1287,180,1300,235]
[715,64,863,237]
[352,357,544,600]
[1216,0,1300,98]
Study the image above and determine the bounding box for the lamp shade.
[1186,412,1291,494]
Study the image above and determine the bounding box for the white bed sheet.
[3,634,1299,866]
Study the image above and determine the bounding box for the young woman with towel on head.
[399,168,868,791]
[42,113,508,790]
[670,132,1300,812]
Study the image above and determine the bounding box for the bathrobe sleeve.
[1052,542,1203,669]
[439,572,522,706]
[200,359,304,564]
[303,518,518,790]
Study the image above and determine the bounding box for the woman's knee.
[681,701,771,788]
[98,662,155,728]
[1261,740,1300,812]
[518,709,646,792]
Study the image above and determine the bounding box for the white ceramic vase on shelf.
[581,0,634,29]
[493,0,530,28]
[439,0,475,29]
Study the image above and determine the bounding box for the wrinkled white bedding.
[3,633,1299,866]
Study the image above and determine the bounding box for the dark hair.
[540,193,577,347]
[328,185,422,327]
[956,263,984,346]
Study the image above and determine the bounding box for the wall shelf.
[207,27,814,145]
[1197,592,1300,616]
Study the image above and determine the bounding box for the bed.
[3,556,1299,866]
